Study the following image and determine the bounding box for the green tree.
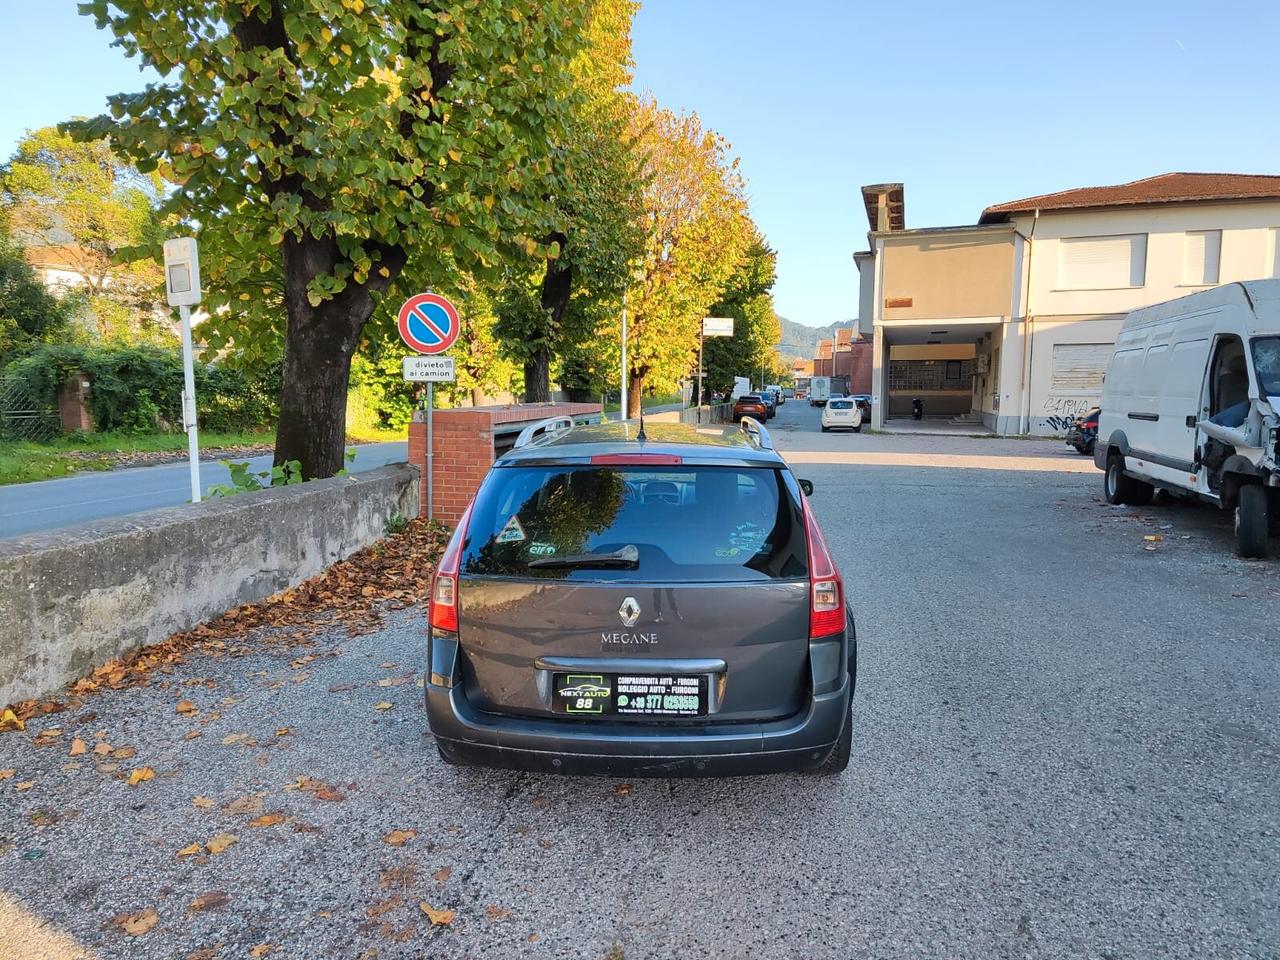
[702,230,781,399]
[623,101,750,417]
[0,232,77,357]
[71,0,590,478]
[1,126,165,343]
[495,0,644,402]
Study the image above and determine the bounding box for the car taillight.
[429,501,472,633]
[802,497,844,638]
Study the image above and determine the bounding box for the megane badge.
[618,597,641,627]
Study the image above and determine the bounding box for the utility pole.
[620,288,628,421]
[163,238,202,503]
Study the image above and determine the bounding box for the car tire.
[815,696,853,775]
[1235,484,1269,559]
[1104,453,1154,506]
[854,425,862,433]
[821,425,829,432]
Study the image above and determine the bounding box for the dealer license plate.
[552,673,706,717]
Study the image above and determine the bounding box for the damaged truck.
[1096,280,1280,558]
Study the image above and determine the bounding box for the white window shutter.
[1057,235,1147,290]
[1183,230,1221,285]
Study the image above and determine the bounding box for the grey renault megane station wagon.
[424,415,856,776]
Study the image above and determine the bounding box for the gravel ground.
[2,402,1277,959]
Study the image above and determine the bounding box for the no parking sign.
[398,292,460,355]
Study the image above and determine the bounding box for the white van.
[1096,279,1280,557]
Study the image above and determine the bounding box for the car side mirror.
[798,479,814,497]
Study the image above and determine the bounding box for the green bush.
[1,344,280,434]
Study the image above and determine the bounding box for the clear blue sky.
[4,2,1279,328]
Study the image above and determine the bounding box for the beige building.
[858,173,1280,433]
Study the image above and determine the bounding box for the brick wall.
[407,402,601,526]
[57,373,93,433]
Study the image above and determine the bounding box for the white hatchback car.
[821,397,862,433]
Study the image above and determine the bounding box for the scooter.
[911,398,923,421]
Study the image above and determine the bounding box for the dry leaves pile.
[2,519,448,725]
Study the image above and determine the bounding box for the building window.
[1056,234,1147,290]
[1182,230,1221,286]
[888,359,975,391]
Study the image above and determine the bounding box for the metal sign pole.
[697,329,704,425]
[178,303,201,503]
[426,383,434,521]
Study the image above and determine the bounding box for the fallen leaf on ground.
[33,728,62,746]
[127,767,155,786]
[221,733,250,745]
[0,769,14,780]
[433,866,451,883]
[380,866,417,889]
[366,896,402,917]
[249,813,287,828]
[419,903,456,926]
[313,786,344,802]
[223,794,264,815]
[176,843,202,858]
[377,677,409,687]
[15,781,34,791]
[176,700,198,715]
[187,948,220,960]
[485,905,512,921]
[329,683,356,693]
[275,727,291,737]
[183,730,203,741]
[93,742,112,755]
[188,891,230,913]
[96,763,119,773]
[383,829,416,847]
[205,833,238,854]
[69,738,87,756]
[192,796,214,809]
[1143,535,1163,542]
[379,661,398,669]
[0,708,25,732]
[111,906,158,936]
[374,701,394,711]
[614,783,632,797]
[249,945,276,957]
[112,746,136,759]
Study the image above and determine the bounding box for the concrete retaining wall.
[0,463,419,705]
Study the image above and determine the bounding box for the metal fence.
[677,402,734,425]
[0,375,58,442]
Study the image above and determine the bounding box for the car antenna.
[636,408,647,442]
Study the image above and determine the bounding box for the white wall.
[1012,201,1280,318]
[855,254,874,336]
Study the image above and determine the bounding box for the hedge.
[2,344,280,434]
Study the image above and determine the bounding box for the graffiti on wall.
[1041,396,1097,432]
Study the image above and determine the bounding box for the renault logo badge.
[618,597,641,628]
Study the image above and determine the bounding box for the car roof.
[496,420,785,467]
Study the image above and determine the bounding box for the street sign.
[163,237,202,308]
[703,316,734,337]
[403,356,456,382]
[398,292,460,355]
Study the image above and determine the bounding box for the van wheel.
[821,425,829,432]
[1235,484,1269,559]
[1105,454,1154,505]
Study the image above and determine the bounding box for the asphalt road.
[2,401,1277,958]
[0,441,408,540]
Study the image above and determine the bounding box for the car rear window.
[828,400,853,409]
[462,465,808,582]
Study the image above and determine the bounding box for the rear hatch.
[456,460,811,722]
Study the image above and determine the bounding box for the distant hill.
[776,316,857,361]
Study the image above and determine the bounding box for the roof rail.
[512,415,575,449]
[738,416,773,450]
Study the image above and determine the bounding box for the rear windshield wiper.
[527,544,639,569]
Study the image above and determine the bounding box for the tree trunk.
[273,235,404,479]
[627,369,644,419]
[523,350,552,403]
[525,239,571,404]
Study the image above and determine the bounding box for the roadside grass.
[602,392,686,414]
[0,430,276,485]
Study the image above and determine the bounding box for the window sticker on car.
[495,515,527,543]
[528,541,556,556]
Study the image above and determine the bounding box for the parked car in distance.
[765,384,785,405]
[424,416,857,776]
[821,397,863,433]
[757,390,777,419]
[782,387,795,399]
[849,394,873,425]
[1065,407,1100,456]
[733,394,769,422]
[1096,279,1280,558]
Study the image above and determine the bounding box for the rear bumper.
[426,674,851,777]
